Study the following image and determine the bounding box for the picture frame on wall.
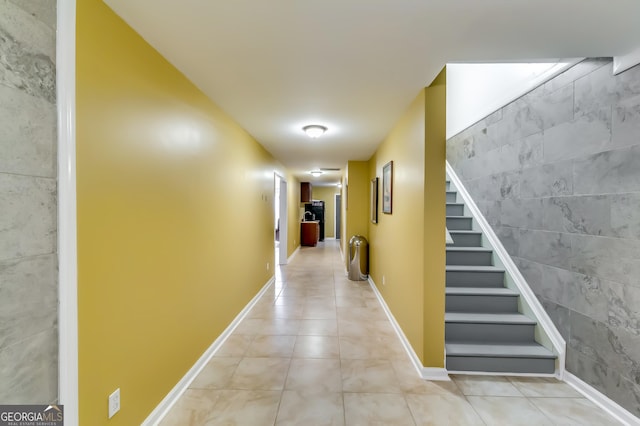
[370,177,379,223]
[382,161,393,214]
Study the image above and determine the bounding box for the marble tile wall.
[0,0,57,403]
[447,58,640,416]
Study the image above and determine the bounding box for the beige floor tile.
[190,357,241,389]
[276,390,344,426]
[305,296,337,309]
[233,318,266,335]
[203,390,281,425]
[298,319,338,336]
[337,306,386,321]
[247,303,304,319]
[343,392,415,425]
[341,359,402,393]
[237,318,300,335]
[452,374,523,396]
[228,357,291,390]
[293,335,340,358]
[215,334,253,357]
[338,318,395,338]
[336,296,368,308]
[307,287,336,298]
[159,389,220,426]
[507,376,583,397]
[246,335,296,357]
[466,395,553,426]
[339,335,405,360]
[405,393,485,426]
[274,296,305,306]
[391,360,462,396]
[285,358,342,392]
[303,305,337,319]
[530,397,622,425]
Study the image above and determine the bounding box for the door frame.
[275,173,288,264]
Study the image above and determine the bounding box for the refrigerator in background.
[304,201,325,241]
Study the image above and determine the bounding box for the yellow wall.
[423,69,447,367]
[312,186,340,239]
[367,92,427,361]
[76,0,292,423]
[343,161,370,269]
[366,72,446,367]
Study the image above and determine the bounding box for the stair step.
[446,265,505,287]
[446,191,457,202]
[448,230,482,247]
[446,342,556,374]
[446,247,493,266]
[446,216,472,230]
[446,287,519,313]
[446,312,536,325]
[446,287,517,296]
[446,203,465,216]
[446,312,536,343]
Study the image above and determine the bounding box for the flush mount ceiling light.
[303,125,327,138]
[310,170,323,176]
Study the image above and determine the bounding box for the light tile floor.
[160,240,621,425]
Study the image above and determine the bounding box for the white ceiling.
[104,0,640,186]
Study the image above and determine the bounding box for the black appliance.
[305,201,325,241]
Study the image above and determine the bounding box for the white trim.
[564,372,640,426]
[446,59,583,139]
[446,161,566,379]
[421,368,450,381]
[57,0,78,424]
[287,246,300,263]
[448,370,556,378]
[613,47,640,75]
[141,277,276,425]
[368,277,451,382]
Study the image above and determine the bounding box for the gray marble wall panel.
[447,58,640,415]
[0,0,57,404]
[0,85,56,177]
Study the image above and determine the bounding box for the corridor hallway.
[160,240,619,425]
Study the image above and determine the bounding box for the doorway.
[335,193,341,240]
[275,174,288,264]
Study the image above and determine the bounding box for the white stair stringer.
[446,161,566,379]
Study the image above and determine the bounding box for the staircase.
[445,180,557,374]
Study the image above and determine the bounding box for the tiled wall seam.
[0,0,58,403]
[447,58,640,416]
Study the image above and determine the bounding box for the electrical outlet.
[382,275,386,285]
[108,388,120,419]
[266,262,270,270]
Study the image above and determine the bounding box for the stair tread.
[448,230,481,234]
[446,202,464,206]
[446,312,536,324]
[446,342,556,358]
[446,287,518,296]
[446,265,504,272]
[446,246,493,253]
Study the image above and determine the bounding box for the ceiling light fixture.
[303,125,327,138]
[310,170,323,176]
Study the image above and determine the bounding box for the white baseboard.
[367,277,450,382]
[564,372,640,426]
[141,277,276,426]
[288,246,300,263]
[422,368,450,381]
[614,47,640,75]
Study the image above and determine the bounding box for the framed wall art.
[382,161,393,214]
[370,177,379,223]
